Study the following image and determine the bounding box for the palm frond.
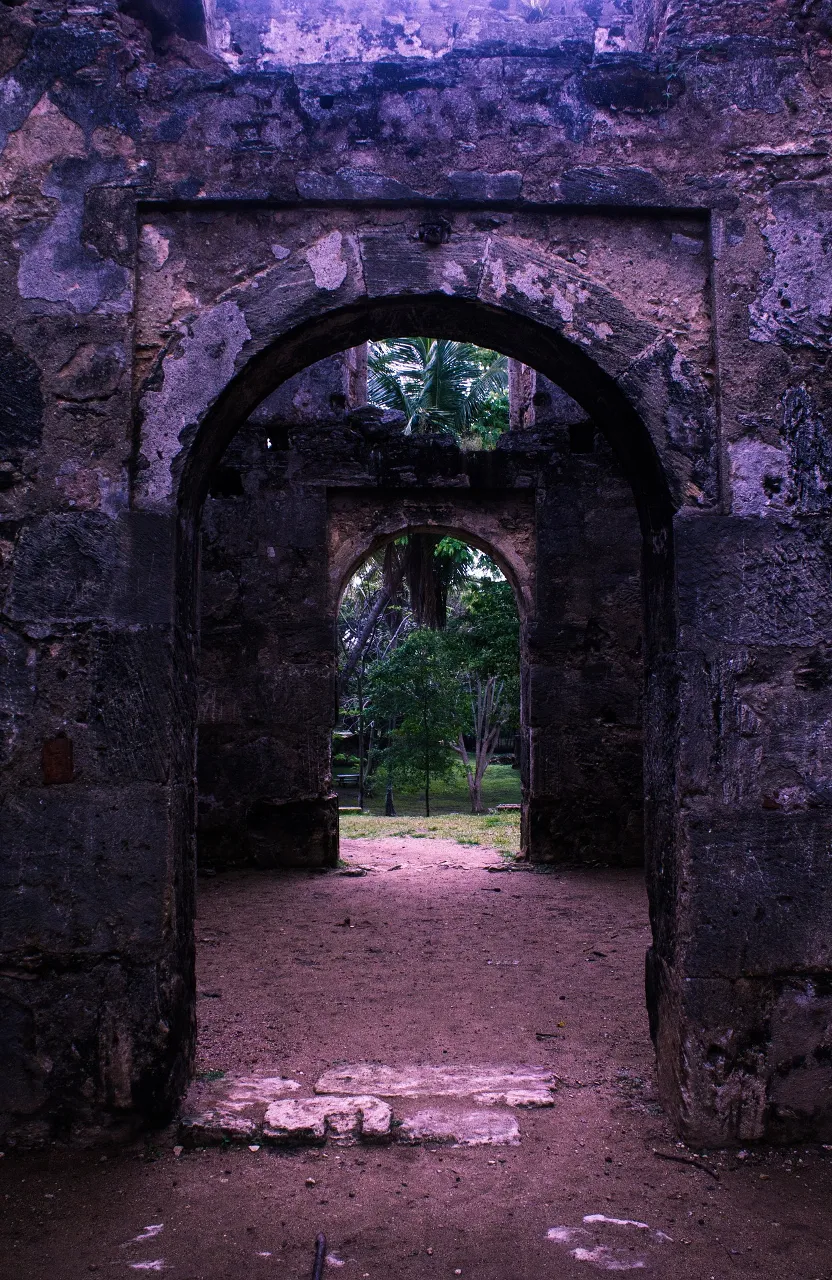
[368,338,509,441]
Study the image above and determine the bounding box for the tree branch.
[340,558,406,690]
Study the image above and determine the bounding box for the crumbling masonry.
[1,0,832,1149]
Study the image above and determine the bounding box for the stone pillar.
[343,344,368,408]
[649,511,832,1145]
[196,358,346,871]
[0,509,192,1145]
[508,360,536,431]
[516,396,644,866]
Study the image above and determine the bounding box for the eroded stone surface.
[399,1108,521,1147]
[179,1074,301,1143]
[314,1064,555,1106]
[179,1066,540,1146]
[2,0,832,1152]
[263,1095,393,1145]
[180,1110,258,1145]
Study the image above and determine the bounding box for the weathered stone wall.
[204,0,646,70]
[198,358,345,872]
[1,0,831,1148]
[197,354,644,870]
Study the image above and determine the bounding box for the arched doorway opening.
[139,236,702,1127]
[334,531,523,826]
[194,334,647,876]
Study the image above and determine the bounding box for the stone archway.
[7,211,745,1146]
[129,212,716,1137]
[2,0,830,1166]
[196,368,647,878]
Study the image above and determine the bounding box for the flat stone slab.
[179,1074,301,1143]
[263,1096,392,1145]
[399,1108,520,1146]
[209,1075,301,1110]
[180,1110,260,1144]
[179,1067,550,1146]
[314,1064,555,1107]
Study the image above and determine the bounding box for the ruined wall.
[205,0,646,69]
[198,354,644,870]
[1,0,831,1148]
[198,372,342,872]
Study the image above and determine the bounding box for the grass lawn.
[337,762,522,852]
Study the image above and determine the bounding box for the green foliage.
[368,338,508,444]
[469,388,510,448]
[333,751,361,770]
[367,629,467,814]
[448,577,521,731]
[452,578,520,675]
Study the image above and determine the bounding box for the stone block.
[1,955,191,1147]
[675,515,832,647]
[0,626,34,769]
[681,810,832,978]
[263,1096,392,1145]
[662,972,832,1145]
[179,1074,301,1144]
[446,171,522,201]
[558,165,669,206]
[244,794,338,870]
[314,1064,555,1106]
[0,332,43,456]
[399,1108,520,1146]
[0,784,173,956]
[4,512,175,631]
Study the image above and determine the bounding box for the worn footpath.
[2,838,830,1279]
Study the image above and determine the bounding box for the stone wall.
[1,0,831,1147]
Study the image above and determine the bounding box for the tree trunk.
[339,556,405,691]
[423,695,431,817]
[357,665,365,809]
[407,532,442,629]
[456,733,481,814]
[385,719,396,815]
[454,676,504,814]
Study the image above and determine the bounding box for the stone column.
[343,344,369,408]
[508,360,536,431]
[650,509,832,1144]
[196,358,347,870]
[519,393,644,866]
[0,507,192,1144]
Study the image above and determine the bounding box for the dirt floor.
[2,837,832,1280]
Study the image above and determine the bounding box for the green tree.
[368,629,465,817]
[452,577,521,712]
[368,338,508,444]
[449,578,521,813]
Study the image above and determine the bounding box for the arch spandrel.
[132,215,717,529]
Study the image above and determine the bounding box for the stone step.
[179,1065,553,1148]
[315,1063,556,1107]
[181,1095,522,1148]
[399,1107,520,1146]
[263,1095,392,1145]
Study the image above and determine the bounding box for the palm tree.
[368,338,508,443]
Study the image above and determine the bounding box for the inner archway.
[195,338,647,875]
[334,531,523,836]
[191,327,653,1141]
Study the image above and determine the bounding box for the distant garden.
[334,339,521,826]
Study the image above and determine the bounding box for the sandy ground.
[2,837,831,1280]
